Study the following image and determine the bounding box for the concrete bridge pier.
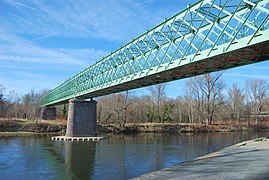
[65,99,97,137]
[40,107,56,120]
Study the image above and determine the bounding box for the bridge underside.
[51,41,269,106]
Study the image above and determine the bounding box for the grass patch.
[254,138,267,142]
[0,131,64,137]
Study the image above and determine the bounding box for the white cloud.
[0,28,108,66]
[134,0,155,7]
[0,27,109,94]
[3,0,38,11]
[0,44,86,65]
[249,65,269,70]
[0,0,149,41]
[34,32,59,41]
[0,0,183,42]
[224,72,269,79]
[56,48,109,65]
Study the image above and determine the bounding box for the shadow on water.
[0,131,269,179]
[34,138,97,179]
[0,135,97,180]
[90,131,269,179]
[64,141,96,180]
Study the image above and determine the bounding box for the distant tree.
[227,84,245,121]
[121,91,131,126]
[184,90,195,123]
[186,77,205,123]
[20,89,49,120]
[162,101,175,123]
[111,93,123,125]
[63,105,67,116]
[146,103,155,123]
[97,95,114,124]
[97,103,102,123]
[107,91,132,126]
[0,84,5,101]
[186,72,225,124]
[245,79,269,124]
[147,83,167,123]
[0,85,6,117]
[131,96,149,123]
[5,90,21,118]
[174,96,184,123]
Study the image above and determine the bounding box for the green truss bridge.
[41,0,269,107]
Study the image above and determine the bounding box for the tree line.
[97,72,269,126]
[1,72,269,125]
[0,86,48,120]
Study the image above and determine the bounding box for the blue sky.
[1,0,269,98]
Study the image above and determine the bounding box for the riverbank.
[133,137,269,179]
[1,119,269,136]
[103,122,269,134]
[0,131,63,137]
[0,119,66,135]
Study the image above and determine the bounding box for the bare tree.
[227,84,245,121]
[121,91,131,126]
[186,72,225,124]
[131,96,149,123]
[20,89,48,120]
[186,78,205,123]
[147,83,167,123]
[108,91,132,126]
[184,89,195,123]
[111,93,123,125]
[5,90,20,118]
[174,96,183,123]
[97,95,114,124]
[245,79,269,124]
[0,85,6,117]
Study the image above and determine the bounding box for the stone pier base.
[40,107,56,120]
[65,99,97,137]
[52,136,105,141]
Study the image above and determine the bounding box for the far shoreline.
[1,118,269,136]
[0,131,63,137]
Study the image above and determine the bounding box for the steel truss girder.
[41,0,269,107]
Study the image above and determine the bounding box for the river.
[0,132,269,179]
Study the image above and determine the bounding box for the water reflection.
[0,132,269,180]
[65,141,96,179]
[93,132,269,179]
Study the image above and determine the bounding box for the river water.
[1,132,269,180]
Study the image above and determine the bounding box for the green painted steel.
[41,0,269,107]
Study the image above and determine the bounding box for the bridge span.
[40,0,269,137]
